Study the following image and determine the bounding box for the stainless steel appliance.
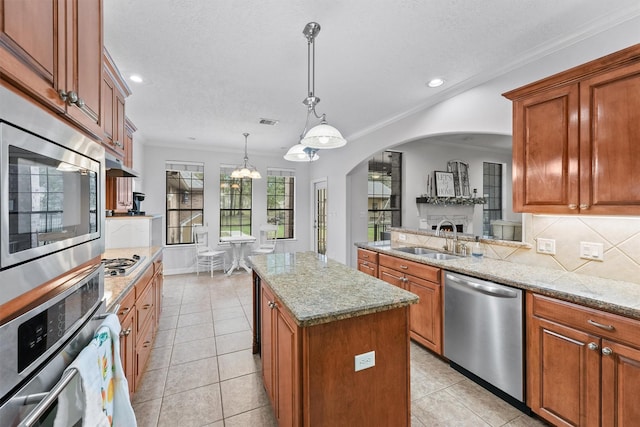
[0,85,105,307]
[0,264,106,426]
[444,271,525,407]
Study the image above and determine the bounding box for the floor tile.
[145,345,172,371]
[212,305,245,321]
[219,372,270,418]
[177,310,212,328]
[159,304,180,317]
[413,388,492,427]
[157,314,178,331]
[180,301,212,315]
[224,405,277,427]
[170,336,217,365]
[132,397,162,427]
[153,328,175,348]
[164,356,219,396]
[132,367,168,404]
[446,379,523,427]
[158,384,223,427]
[173,322,215,345]
[214,316,250,336]
[217,348,261,380]
[215,330,253,355]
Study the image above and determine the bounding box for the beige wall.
[393,214,640,285]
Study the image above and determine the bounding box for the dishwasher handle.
[446,274,519,298]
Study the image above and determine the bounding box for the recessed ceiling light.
[129,74,144,83]
[427,78,445,88]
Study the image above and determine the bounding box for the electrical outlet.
[536,238,556,255]
[398,233,406,241]
[580,242,604,261]
[354,351,375,372]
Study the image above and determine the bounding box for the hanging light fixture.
[285,22,346,162]
[231,133,261,179]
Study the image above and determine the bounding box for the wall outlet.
[355,351,375,372]
[580,242,604,261]
[398,233,406,241]
[536,238,556,255]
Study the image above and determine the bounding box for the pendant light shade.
[285,22,346,162]
[284,143,320,162]
[231,133,261,179]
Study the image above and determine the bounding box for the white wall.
[310,16,640,266]
[132,143,313,274]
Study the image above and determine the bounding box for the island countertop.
[250,251,418,327]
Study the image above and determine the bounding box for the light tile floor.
[132,272,550,427]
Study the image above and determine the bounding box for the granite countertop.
[250,251,418,328]
[103,246,163,311]
[357,242,640,320]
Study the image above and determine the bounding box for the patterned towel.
[54,314,137,427]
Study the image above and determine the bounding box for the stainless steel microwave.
[0,86,105,307]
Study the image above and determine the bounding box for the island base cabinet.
[527,292,640,427]
[258,276,412,427]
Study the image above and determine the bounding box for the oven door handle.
[18,368,78,427]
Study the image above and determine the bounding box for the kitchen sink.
[394,246,461,260]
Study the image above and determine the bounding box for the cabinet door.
[261,283,275,403]
[0,0,66,111]
[512,83,580,213]
[114,91,126,156]
[378,265,405,290]
[275,306,299,427]
[527,314,601,427]
[406,274,441,354]
[357,260,377,277]
[579,61,640,215]
[63,0,103,138]
[119,308,136,396]
[601,340,640,427]
[102,72,115,146]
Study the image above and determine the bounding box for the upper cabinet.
[0,0,103,140]
[102,48,131,159]
[504,44,640,215]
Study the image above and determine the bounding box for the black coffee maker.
[129,192,145,215]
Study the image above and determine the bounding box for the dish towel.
[54,314,137,427]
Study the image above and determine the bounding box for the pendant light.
[231,133,261,179]
[285,22,346,162]
[284,144,320,162]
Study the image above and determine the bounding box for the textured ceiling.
[103,0,640,155]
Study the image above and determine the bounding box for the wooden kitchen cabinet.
[504,43,640,215]
[378,253,442,354]
[102,49,131,159]
[0,0,103,139]
[153,256,163,324]
[527,292,640,426]
[357,248,378,277]
[260,281,300,427]
[117,288,136,396]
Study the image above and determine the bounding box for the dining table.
[220,234,257,275]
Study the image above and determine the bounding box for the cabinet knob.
[579,204,590,210]
[58,90,84,107]
[568,204,578,210]
[268,301,276,309]
[602,347,613,356]
[587,342,599,351]
[119,327,132,337]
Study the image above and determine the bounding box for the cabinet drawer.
[530,293,640,347]
[117,288,136,323]
[135,264,155,299]
[357,248,378,263]
[379,254,440,283]
[136,281,154,338]
[135,312,155,383]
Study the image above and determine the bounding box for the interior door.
[313,179,327,254]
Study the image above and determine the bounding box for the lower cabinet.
[116,255,163,395]
[378,253,442,354]
[527,292,640,427]
[357,248,378,277]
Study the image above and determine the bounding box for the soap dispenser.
[471,236,484,259]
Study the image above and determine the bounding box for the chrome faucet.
[435,219,457,252]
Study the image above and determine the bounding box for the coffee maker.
[129,192,145,215]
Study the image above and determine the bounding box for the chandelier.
[231,133,261,179]
[284,22,346,162]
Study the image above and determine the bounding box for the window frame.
[219,166,253,239]
[165,161,205,246]
[266,168,296,240]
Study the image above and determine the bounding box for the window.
[267,169,295,239]
[368,151,402,241]
[483,162,503,236]
[166,161,204,245]
[220,166,252,238]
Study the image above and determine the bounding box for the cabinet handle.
[568,204,578,210]
[58,90,85,108]
[118,307,131,316]
[399,265,408,270]
[142,304,151,310]
[143,341,151,348]
[587,342,599,351]
[119,327,132,337]
[588,319,615,331]
[115,140,124,148]
[402,277,409,283]
[362,261,368,266]
[579,204,589,210]
[268,301,277,309]
[602,347,613,356]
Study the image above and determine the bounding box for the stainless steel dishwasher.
[444,271,525,406]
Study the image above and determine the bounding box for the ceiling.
[103,1,640,156]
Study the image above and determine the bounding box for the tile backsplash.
[392,213,640,285]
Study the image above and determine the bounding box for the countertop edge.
[356,242,640,321]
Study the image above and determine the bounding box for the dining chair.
[193,226,226,277]
[251,224,278,255]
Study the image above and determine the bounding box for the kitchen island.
[250,251,418,427]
